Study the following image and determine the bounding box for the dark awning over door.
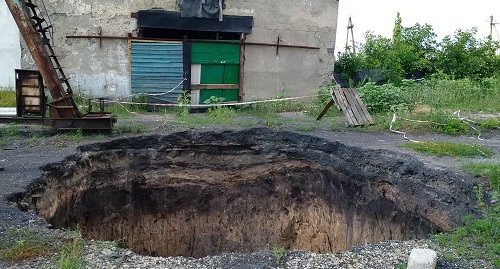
[137,10,253,34]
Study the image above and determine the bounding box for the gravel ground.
[0,112,498,269]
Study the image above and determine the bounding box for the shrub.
[358,82,405,113]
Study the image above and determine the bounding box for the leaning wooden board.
[332,88,374,126]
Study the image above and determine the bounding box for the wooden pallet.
[317,88,374,126]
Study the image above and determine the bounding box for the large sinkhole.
[15,128,478,258]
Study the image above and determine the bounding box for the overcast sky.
[335,0,500,53]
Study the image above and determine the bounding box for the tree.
[334,50,366,82]
[437,28,500,80]
[333,15,500,86]
[392,12,403,43]
[362,32,402,83]
[397,23,437,78]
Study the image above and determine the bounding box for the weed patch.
[434,202,500,266]
[175,90,191,118]
[403,78,500,112]
[434,163,500,267]
[204,96,237,124]
[358,82,405,113]
[401,142,492,158]
[63,129,84,141]
[272,245,286,266]
[0,90,16,107]
[57,229,86,269]
[0,123,21,137]
[0,226,57,261]
[463,163,500,195]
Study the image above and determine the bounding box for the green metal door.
[191,42,239,103]
[191,43,239,64]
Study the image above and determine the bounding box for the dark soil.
[0,113,498,268]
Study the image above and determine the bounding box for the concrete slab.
[0,107,16,116]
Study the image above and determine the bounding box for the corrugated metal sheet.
[131,42,184,104]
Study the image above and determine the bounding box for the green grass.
[0,123,21,137]
[0,226,58,261]
[57,229,86,269]
[0,124,22,146]
[402,77,500,112]
[240,95,306,115]
[0,226,88,267]
[63,128,84,141]
[387,109,499,136]
[463,163,500,194]
[434,163,500,267]
[206,106,237,124]
[401,142,492,158]
[272,245,286,266]
[0,90,16,107]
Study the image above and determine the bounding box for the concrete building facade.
[10,0,339,103]
[0,1,21,88]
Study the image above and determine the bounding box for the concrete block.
[0,107,16,116]
[407,248,437,269]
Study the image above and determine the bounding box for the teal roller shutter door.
[131,42,184,104]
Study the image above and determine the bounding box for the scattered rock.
[407,248,437,269]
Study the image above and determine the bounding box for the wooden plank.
[347,88,372,125]
[341,88,366,125]
[346,88,371,125]
[238,33,245,101]
[338,89,360,125]
[191,84,239,90]
[350,88,375,124]
[340,89,359,126]
[316,99,334,120]
[349,89,369,125]
[316,88,374,126]
[329,88,341,111]
[333,88,356,126]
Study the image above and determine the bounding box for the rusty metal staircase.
[23,0,78,113]
[5,0,116,129]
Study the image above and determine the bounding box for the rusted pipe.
[66,35,129,40]
[66,35,320,49]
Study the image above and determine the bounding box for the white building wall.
[15,0,338,100]
[0,1,21,89]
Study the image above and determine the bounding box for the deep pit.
[15,129,479,258]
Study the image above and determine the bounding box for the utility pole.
[345,16,356,55]
[489,15,498,39]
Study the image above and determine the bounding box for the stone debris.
[2,238,494,269]
[407,248,437,269]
